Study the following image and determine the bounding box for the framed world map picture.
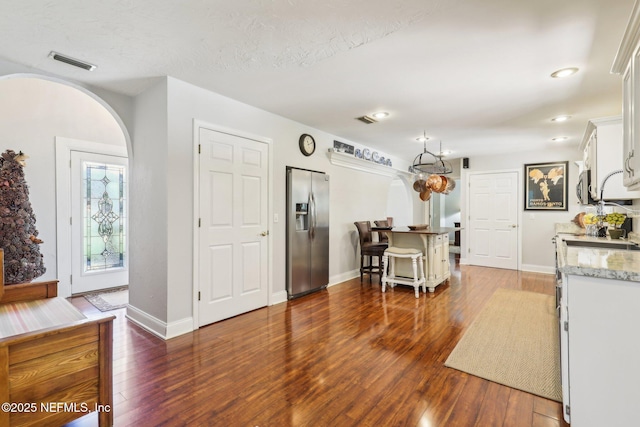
[524,161,568,211]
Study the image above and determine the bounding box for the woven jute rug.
[445,288,561,401]
[83,286,129,312]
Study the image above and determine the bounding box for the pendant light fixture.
[410,132,453,175]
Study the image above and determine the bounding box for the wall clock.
[299,134,316,156]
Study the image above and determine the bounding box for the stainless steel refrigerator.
[286,167,330,299]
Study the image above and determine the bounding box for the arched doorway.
[0,74,131,297]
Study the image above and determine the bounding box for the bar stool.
[381,247,425,298]
[354,221,388,282]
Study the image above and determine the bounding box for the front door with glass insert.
[71,151,128,294]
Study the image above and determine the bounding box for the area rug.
[445,288,561,402]
[83,287,129,311]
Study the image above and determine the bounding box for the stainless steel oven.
[576,170,595,205]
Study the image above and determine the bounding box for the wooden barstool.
[381,247,425,298]
[354,221,388,282]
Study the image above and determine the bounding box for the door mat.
[83,287,129,311]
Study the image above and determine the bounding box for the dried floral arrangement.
[0,149,45,284]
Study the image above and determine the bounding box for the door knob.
[260,231,269,236]
[510,224,517,228]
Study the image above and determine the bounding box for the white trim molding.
[612,0,640,74]
[54,137,128,298]
[270,290,288,305]
[328,149,413,178]
[126,305,194,340]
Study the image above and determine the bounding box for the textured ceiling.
[0,0,635,161]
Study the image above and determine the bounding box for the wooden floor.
[66,257,569,427]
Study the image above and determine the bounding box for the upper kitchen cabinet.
[579,117,640,200]
[612,0,640,189]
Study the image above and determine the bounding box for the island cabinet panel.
[386,227,455,292]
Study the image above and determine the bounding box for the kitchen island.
[376,227,459,292]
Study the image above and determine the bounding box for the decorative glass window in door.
[83,161,126,272]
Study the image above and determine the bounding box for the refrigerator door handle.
[309,192,315,240]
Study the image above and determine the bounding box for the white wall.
[443,179,461,242]
[127,76,412,329]
[128,80,169,324]
[461,146,583,272]
[444,180,461,227]
[0,70,416,337]
[386,178,412,227]
[0,72,600,333]
[0,76,128,284]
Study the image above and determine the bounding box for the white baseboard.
[270,272,358,303]
[270,290,288,305]
[457,258,553,275]
[329,269,359,287]
[520,264,555,275]
[125,304,193,340]
[166,317,195,339]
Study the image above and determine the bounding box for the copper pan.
[443,178,456,194]
[426,174,442,190]
[420,187,432,201]
[437,175,448,193]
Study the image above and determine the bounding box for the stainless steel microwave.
[576,170,595,205]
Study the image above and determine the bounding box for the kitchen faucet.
[596,169,639,219]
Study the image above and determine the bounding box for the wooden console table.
[0,251,114,426]
[0,279,58,303]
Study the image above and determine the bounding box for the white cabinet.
[427,234,451,292]
[612,2,640,190]
[579,117,640,200]
[561,273,640,427]
[388,231,451,293]
[582,129,594,172]
[623,61,639,187]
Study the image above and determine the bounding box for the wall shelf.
[327,149,413,178]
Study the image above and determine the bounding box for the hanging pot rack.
[410,135,453,175]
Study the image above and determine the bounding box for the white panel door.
[468,171,518,269]
[70,151,129,294]
[198,128,269,326]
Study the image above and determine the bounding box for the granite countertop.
[556,228,640,282]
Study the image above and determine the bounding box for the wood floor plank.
[443,373,489,426]
[64,257,565,427]
[533,395,568,425]
[504,388,535,427]
[474,381,512,426]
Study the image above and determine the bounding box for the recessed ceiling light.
[550,67,578,78]
[551,115,571,122]
[440,150,452,156]
[552,136,569,142]
[371,111,389,119]
[416,136,429,143]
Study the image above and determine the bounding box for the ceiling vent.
[48,51,97,71]
[356,115,377,124]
